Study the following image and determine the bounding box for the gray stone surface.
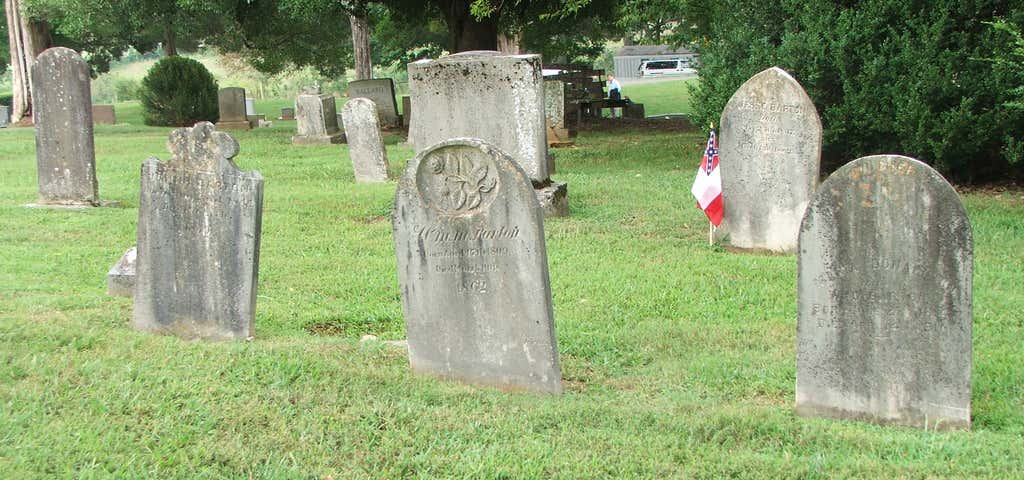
[293,93,345,144]
[393,138,562,394]
[107,247,136,297]
[244,97,255,116]
[348,78,401,128]
[717,67,821,252]
[544,79,567,137]
[32,47,99,206]
[279,107,295,120]
[342,98,391,183]
[0,105,8,127]
[92,105,116,124]
[408,52,549,184]
[133,122,264,341]
[216,87,251,130]
[401,96,411,125]
[796,155,972,430]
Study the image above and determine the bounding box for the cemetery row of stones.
[31,48,972,432]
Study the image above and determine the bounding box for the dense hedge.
[139,56,218,127]
[690,0,1024,182]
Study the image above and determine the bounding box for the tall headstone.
[544,79,569,141]
[1,105,12,128]
[215,87,251,130]
[401,96,411,124]
[133,122,264,341]
[796,155,972,430]
[293,93,345,144]
[92,105,117,124]
[393,138,562,394]
[408,51,568,217]
[342,98,391,183]
[32,47,99,206]
[348,78,401,128]
[717,67,821,252]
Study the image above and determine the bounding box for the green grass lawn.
[621,78,698,116]
[0,109,1022,478]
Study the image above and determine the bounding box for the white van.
[637,59,697,77]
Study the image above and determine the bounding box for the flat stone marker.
[215,87,251,130]
[293,93,345,144]
[342,98,391,183]
[279,107,295,120]
[393,138,562,394]
[133,122,264,341]
[796,155,972,430]
[348,78,401,128]
[1,105,11,128]
[717,66,821,252]
[92,105,116,124]
[32,47,99,206]
[107,247,136,297]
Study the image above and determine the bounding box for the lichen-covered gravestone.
[215,87,251,130]
[797,155,972,430]
[342,98,391,183]
[718,67,821,252]
[32,47,99,206]
[133,122,264,341]
[408,51,568,217]
[347,78,401,127]
[393,138,562,394]
[293,93,345,144]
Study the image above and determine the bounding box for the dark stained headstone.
[133,122,264,341]
[279,107,295,120]
[347,78,401,128]
[92,105,116,124]
[31,47,99,206]
[293,94,345,144]
[215,87,251,130]
[717,67,821,252]
[342,98,391,183]
[796,155,972,430]
[393,138,562,394]
[401,95,411,125]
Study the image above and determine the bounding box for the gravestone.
[107,247,136,297]
[348,78,401,128]
[279,107,295,120]
[544,80,569,141]
[246,114,266,128]
[293,93,345,144]
[342,98,391,183]
[401,96,411,124]
[796,155,972,430]
[32,47,99,206]
[717,67,821,252]
[244,97,256,116]
[408,51,568,217]
[133,122,264,341]
[92,105,117,124]
[0,106,8,128]
[393,138,562,394]
[215,87,251,130]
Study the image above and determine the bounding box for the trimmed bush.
[139,56,218,127]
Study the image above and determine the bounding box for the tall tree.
[5,0,51,123]
[350,1,373,79]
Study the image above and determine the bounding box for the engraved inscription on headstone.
[32,47,99,206]
[796,155,972,430]
[133,122,264,341]
[393,138,562,394]
[342,98,391,183]
[348,78,401,128]
[717,67,821,252]
[215,87,251,130]
[293,94,345,144]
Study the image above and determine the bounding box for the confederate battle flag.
[690,128,724,226]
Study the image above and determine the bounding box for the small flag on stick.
[691,125,724,227]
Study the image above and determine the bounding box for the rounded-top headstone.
[342,98,391,183]
[796,155,972,430]
[718,66,822,252]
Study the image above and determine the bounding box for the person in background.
[607,75,622,118]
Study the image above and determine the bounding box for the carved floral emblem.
[421,149,498,213]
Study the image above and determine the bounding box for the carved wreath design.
[427,152,497,212]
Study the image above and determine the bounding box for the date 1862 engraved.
[416,146,499,214]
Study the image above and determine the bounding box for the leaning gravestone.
[796,155,972,430]
[1,105,11,128]
[215,87,251,130]
[393,138,562,394]
[408,51,568,217]
[92,105,116,124]
[32,47,99,206]
[133,122,264,341]
[342,98,391,183]
[717,67,821,252]
[293,93,345,144]
[347,78,401,128]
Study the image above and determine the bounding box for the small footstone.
[107,247,136,297]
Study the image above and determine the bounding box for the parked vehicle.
[637,59,697,77]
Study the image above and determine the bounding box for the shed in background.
[613,45,698,78]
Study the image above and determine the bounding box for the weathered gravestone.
[796,155,972,430]
[107,247,136,297]
[32,47,99,206]
[215,87,251,130]
[279,107,295,120]
[408,51,568,217]
[0,105,9,128]
[348,78,401,128]
[393,138,562,393]
[342,98,391,183]
[717,67,821,252]
[92,105,116,124]
[293,93,345,144]
[133,122,264,340]
[401,96,411,125]
[544,79,569,142]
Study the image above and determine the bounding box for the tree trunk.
[5,0,50,124]
[434,0,498,52]
[163,24,177,56]
[350,12,372,80]
[497,32,521,54]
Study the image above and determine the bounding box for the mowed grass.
[0,106,1022,478]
